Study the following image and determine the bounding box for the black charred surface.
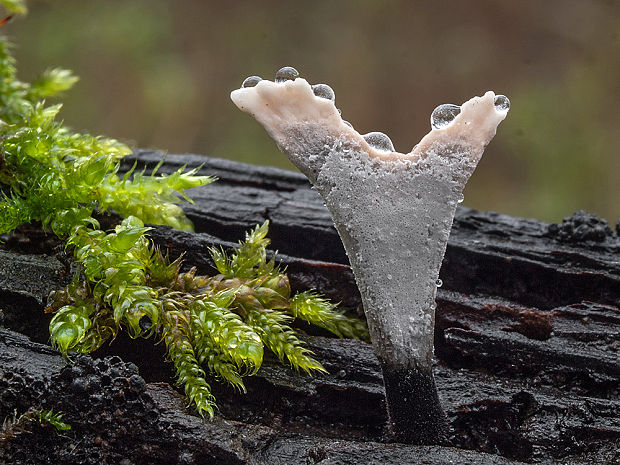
[547,210,616,243]
[0,151,618,464]
[1,329,532,465]
[124,150,620,310]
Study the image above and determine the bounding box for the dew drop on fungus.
[275,66,299,82]
[363,131,395,152]
[494,94,510,112]
[431,104,461,129]
[312,83,335,102]
[242,76,262,88]
[435,279,443,288]
[457,193,464,203]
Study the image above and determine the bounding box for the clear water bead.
[494,94,510,112]
[435,279,443,288]
[363,132,395,152]
[312,83,335,102]
[430,104,461,129]
[275,66,299,82]
[457,193,464,203]
[242,76,262,88]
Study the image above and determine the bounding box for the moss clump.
[48,220,368,416]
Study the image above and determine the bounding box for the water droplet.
[457,193,464,203]
[435,279,443,288]
[363,132,395,152]
[431,104,461,129]
[275,66,299,82]
[312,83,335,102]
[242,75,262,88]
[494,94,510,112]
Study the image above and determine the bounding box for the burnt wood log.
[122,150,620,311]
[0,150,618,464]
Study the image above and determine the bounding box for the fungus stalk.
[231,68,509,444]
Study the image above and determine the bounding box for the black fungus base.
[380,361,447,445]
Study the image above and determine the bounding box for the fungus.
[231,67,509,444]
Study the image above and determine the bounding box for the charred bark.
[0,150,618,464]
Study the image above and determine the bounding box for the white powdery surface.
[231,78,507,369]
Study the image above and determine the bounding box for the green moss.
[1,407,70,444]
[0,0,26,15]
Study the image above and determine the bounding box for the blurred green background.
[4,0,620,223]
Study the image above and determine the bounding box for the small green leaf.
[35,409,71,431]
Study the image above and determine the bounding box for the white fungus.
[231,74,508,371]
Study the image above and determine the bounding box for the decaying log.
[0,150,618,464]
[3,327,545,465]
